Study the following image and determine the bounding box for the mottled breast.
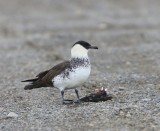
[52,58,90,91]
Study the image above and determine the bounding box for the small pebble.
[141,98,151,102]
[119,110,125,116]
[126,61,131,65]
[0,107,4,112]
[126,112,131,117]
[119,87,125,91]
[7,112,18,118]
[97,23,107,30]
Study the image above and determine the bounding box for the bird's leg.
[61,90,73,104]
[75,89,80,103]
[61,90,65,104]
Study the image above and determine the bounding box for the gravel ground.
[0,0,160,130]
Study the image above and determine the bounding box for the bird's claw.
[62,99,74,104]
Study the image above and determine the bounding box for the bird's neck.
[71,45,89,58]
[71,56,89,61]
[70,57,90,67]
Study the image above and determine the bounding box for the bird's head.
[71,41,98,58]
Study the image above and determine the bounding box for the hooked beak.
[89,46,98,49]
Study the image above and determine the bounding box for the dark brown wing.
[22,61,71,89]
[41,61,71,86]
[36,70,49,78]
[22,70,49,82]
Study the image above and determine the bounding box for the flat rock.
[7,112,18,118]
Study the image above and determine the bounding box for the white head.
[71,41,98,58]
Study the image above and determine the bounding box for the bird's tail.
[24,82,43,90]
[21,78,38,82]
[22,79,44,90]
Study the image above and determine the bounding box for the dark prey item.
[80,87,112,102]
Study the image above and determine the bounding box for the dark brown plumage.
[22,61,71,90]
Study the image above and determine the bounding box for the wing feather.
[22,61,71,88]
[41,61,70,86]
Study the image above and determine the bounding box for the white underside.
[52,66,91,91]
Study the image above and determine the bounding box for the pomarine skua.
[22,41,98,104]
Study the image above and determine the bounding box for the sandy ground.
[0,0,160,130]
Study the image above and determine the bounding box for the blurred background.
[0,0,160,130]
[0,0,160,43]
[1,0,160,72]
[1,0,160,80]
